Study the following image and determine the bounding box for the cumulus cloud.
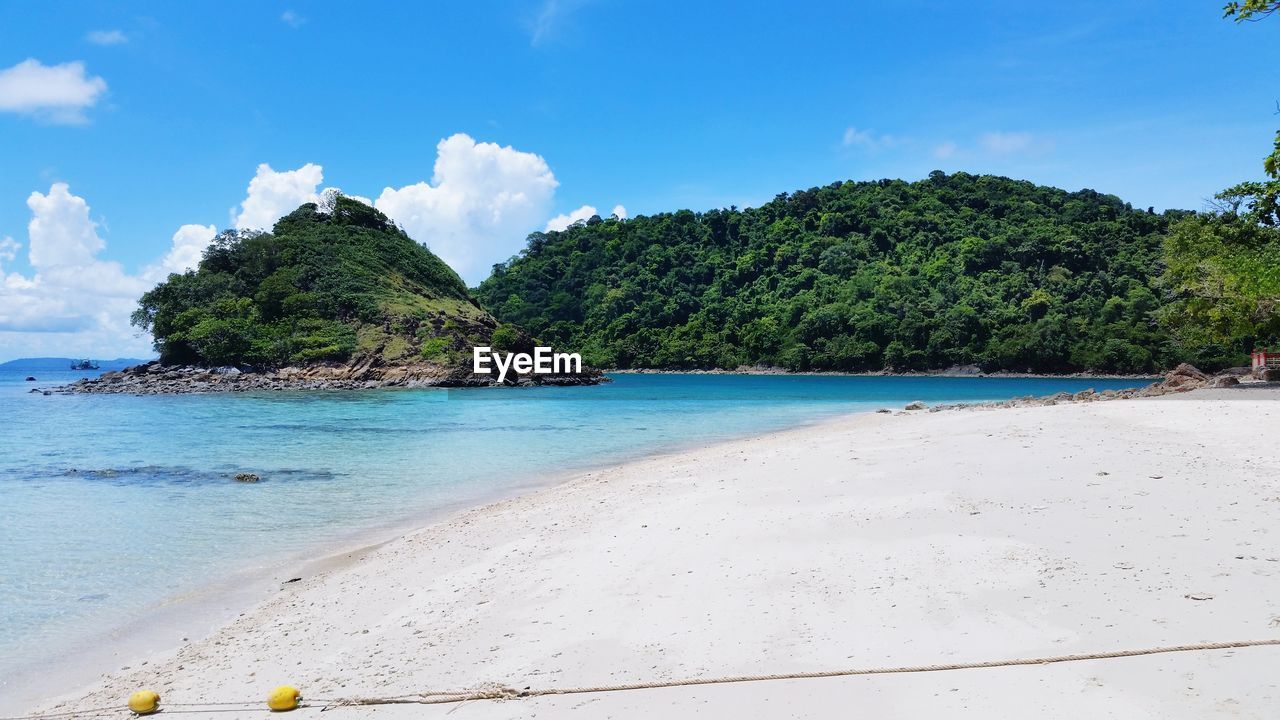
[318,187,372,211]
[545,204,598,232]
[1,184,152,354]
[0,59,107,124]
[280,10,306,27]
[232,163,323,230]
[0,236,20,272]
[86,30,128,46]
[546,202,627,231]
[375,134,558,284]
[26,183,106,267]
[148,224,217,280]
[0,187,222,358]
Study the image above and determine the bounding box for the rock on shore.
[57,360,605,395]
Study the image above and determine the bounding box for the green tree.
[1159,214,1280,363]
[1219,1,1280,225]
[1223,1,1280,21]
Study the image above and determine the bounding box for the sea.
[0,362,1151,706]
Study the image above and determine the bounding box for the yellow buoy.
[267,685,301,712]
[127,689,160,715]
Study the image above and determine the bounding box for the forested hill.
[476,172,1196,374]
[130,196,542,376]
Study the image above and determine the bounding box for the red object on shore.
[1252,350,1280,370]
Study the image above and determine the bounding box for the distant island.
[66,196,600,394]
[477,172,1277,375]
[0,358,151,371]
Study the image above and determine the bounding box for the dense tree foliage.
[133,197,501,367]
[1156,2,1280,359]
[1159,213,1280,362]
[477,172,1196,373]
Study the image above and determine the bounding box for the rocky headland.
[56,359,604,395]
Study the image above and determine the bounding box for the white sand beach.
[25,386,1280,719]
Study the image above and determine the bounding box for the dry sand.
[24,386,1280,718]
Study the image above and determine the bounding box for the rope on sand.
[324,638,1280,708]
[10,638,1280,718]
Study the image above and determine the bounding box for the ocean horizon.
[0,368,1151,704]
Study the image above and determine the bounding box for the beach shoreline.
[17,385,1280,718]
[0,393,901,715]
[606,366,1166,380]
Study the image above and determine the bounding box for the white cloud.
[26,183,106,267]
[0,237,19,272]
[0,187,223,359]
[842,126,897,152]
[86,30,128,46]
[546,202,627,231]
[233,163,323,230]
[318,187,372,211]
[281,10,305,27]
[545,204,597,232]
[980,131,1034,155]
[375,133,558,284]
[1,184,153,355]
[0,59,107,124]
[147,224,217,280]
[933,141,957,160]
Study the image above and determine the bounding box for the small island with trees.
[67,195,601,393]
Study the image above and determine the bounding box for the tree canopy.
[476,172,1198,373]
[1155,1,1280,357]
[132,196,503,368]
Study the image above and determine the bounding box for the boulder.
[1211,375,1240,388]
[24,376,36,381]
[1259,368,1280,382]
[904,400,927,410]
[1161,363,1209,389]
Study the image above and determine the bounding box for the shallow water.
[0,367,1149,690]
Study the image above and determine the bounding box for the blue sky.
[0,1,1277,359]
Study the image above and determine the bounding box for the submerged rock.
[234,473,261,483]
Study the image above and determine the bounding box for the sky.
[0,1,1277,361]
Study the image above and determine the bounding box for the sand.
[21,386,1280,718]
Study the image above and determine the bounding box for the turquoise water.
[0,367,1150,691]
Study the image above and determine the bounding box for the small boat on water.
[70,359,100,370]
